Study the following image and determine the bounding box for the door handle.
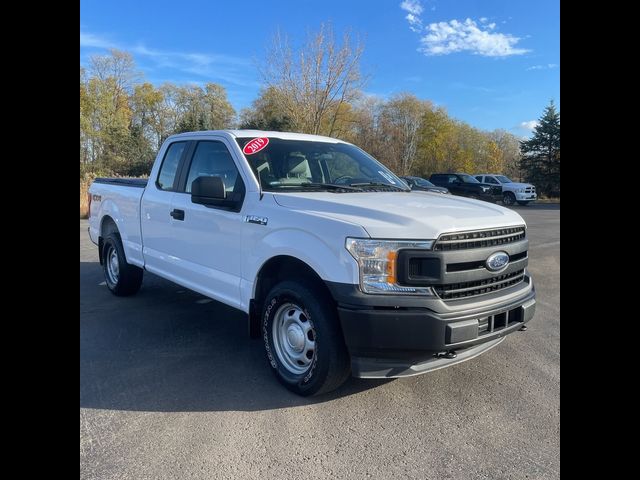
[170,209,185,221]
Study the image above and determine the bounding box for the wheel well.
[98,216,118,265]
[504,191,516,197]
[248,256,334,338]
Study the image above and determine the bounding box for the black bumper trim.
[351,337,505,378]
[326,281,535,378]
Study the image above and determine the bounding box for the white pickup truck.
[88,130,536,396]
[474,174,537,206]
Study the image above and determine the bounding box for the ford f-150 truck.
[88,130,536,396]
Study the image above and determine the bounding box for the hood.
[504,182,534,189]
[273,190,525,239]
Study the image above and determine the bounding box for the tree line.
[80,24,559,196]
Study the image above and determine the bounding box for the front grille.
[446,251,528,272]
[525,187,535,193]
[434,226,526,251]
[434,269,525,300]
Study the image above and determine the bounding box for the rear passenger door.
[168,138,247,309]
[140,140,190,277]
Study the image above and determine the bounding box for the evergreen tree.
[520,101,560,196]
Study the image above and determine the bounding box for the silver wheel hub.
[286,325,305,351]
[106,247,120,284]
[272,303,316,375]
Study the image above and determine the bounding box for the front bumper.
[515,192,537,201]
[327,279,536,378]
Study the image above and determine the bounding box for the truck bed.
[88,178,147,268]
[93,177,148,188]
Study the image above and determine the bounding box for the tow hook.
[436,350,457,359]
[519,325,528,331]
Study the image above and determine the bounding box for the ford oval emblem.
[486,251,510,272]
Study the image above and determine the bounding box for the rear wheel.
[502,192,516,206]
[262,280,350,396]
[102,233,143,296]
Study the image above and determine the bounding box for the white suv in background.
[475,174,537,206]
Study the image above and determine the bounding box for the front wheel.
[517,201,530,206]
[502,192,516,206]
[262,280,350,396]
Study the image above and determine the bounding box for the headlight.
[517,188,524,193]
[345,238,435,295]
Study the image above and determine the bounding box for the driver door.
[168,138,247,309]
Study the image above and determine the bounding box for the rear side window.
[475,176,483,182]
[157,142,187,191]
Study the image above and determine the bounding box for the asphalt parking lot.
[80,204,560,480]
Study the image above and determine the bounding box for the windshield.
[236,137,407,192]
[495,175,513,184]
[459,174,480,184]
[414,178,435,187]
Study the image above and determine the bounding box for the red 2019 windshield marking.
[243,137,269,155]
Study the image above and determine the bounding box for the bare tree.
[90,49,141,116]
[261,23,366,136]
[490,129,521,179]
[381,93,430,175]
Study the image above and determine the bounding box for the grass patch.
[536,197,560,203]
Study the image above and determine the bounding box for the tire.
[517,201,530,206]
[262,279,350,396]
[102,232,143,296]
[503,192,516,206]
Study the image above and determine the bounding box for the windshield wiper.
[349,182,410,192]
[300,182,363,191]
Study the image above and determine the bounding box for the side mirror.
[191,176,226,205]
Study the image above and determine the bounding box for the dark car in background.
[401,176,450,194]
[429,173,502,203]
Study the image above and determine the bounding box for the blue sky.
[80,0,559,137]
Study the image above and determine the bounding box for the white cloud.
[419,18,529,57]
[401,1,424,32]
[80,30,257,88]
[479,17,488,23]
[80,32,118,49]
[400,0,423,16]
[520,120,538,131]
[526,63,558,71]
[451,81,495,93]
[405,13,423,32]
